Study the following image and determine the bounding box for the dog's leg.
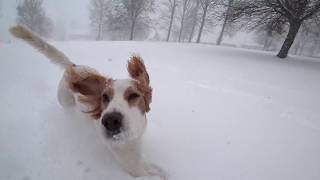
[110,140,168,179]
[110,140,148,177]
[57,75,75,108]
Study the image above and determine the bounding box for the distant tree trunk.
[16,0,53,38]
[311,39,319,57]
[216,0,233,45]
[166,1,176,41]
[188,0,199,42]
[96,10,103,40]
[263,29,273,50]
[89,0,108,41]
[97,24,102,40]
[178,0,189,42]
[188,21,196,42]
[216,19,227,45]
[299,29,309,56]
[267,38,273,50]
[178,14,186,42]
[277,21,302,58]
[196,6,208,43]
[293,43,299,55]
[130,19,136,40]
[299,41,307,56]
[263,37,269,50]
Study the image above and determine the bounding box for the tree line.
[13,0,320,58]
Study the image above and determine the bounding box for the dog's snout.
[102,112,123,133]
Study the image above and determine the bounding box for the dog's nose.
[102,112,123,133]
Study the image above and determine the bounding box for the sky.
[0,0,90,41]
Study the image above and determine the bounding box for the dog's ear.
[127,55,150,86]
[66,65,107,96]
[127,55,152,112]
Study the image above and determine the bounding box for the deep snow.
[1,41,320,180]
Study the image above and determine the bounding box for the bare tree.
[188,0,200,42]
[196,0,218,43]
[16,0,53,38]
[292,24,309,55]
[292,16,320,56]
[230,0,320,58]
[308,15,320,56]
[165,0,178,41]
[121,0,154,40]
[101,0,154,40]
[178,0,191,42]
[176,0,203,42]
[257,15,287,50]
[216,0,233,45]
[89,0,108,40]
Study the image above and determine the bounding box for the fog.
[0,0,90,41]
[1,1,320,180]
[0,0,319,58]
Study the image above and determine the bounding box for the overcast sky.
[0,0,90,40]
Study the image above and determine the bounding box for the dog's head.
[67,55,152,145]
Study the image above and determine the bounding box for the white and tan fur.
[10,25,167,179]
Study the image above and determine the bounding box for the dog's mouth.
[107,130,133,146]
[106,129,122,138]
[103,127,129,142]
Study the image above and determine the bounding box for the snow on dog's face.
[68,56,152,145]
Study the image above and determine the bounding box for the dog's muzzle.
[102,112,123,136]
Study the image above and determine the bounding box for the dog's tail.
[10,25,74,69]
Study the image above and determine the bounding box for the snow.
[1,41,320,180]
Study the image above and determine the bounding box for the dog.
[10,25,167,179]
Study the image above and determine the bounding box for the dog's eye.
[128,93,140,101]
[102,93,110,103]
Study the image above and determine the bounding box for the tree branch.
[302,2,320,20]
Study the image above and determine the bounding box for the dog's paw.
[145,163,169,180]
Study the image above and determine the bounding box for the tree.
[16,0,53,38]
[188,0,200,42]
[89,0,109,40]
[216,0,233,45]
[178,0,191,42]
[230,0,320,58]
[164,0,178,41]
[308,15,320,56]
[257,15,287,50]
[292,16,320,56]
[102,0,153,40]
[121,0,154,40]
[196,0,219,43]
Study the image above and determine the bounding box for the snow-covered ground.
[1,41,320,180]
